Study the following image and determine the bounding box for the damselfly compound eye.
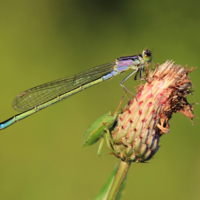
[142,49,152,62]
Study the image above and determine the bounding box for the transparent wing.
[13,62,115,112]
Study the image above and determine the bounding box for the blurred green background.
[0,0,199,199]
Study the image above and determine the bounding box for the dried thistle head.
[110,61,196,162]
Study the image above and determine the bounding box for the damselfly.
[0,49,152,130]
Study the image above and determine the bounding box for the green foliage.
[93,163,126,200]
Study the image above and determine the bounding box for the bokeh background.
[0,0,199,199]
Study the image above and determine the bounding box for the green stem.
[107,161,131,200]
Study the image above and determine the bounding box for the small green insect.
[82,98,123,155]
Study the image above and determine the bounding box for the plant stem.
[107,161,131,200]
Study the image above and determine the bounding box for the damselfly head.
[142,49,152,62]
